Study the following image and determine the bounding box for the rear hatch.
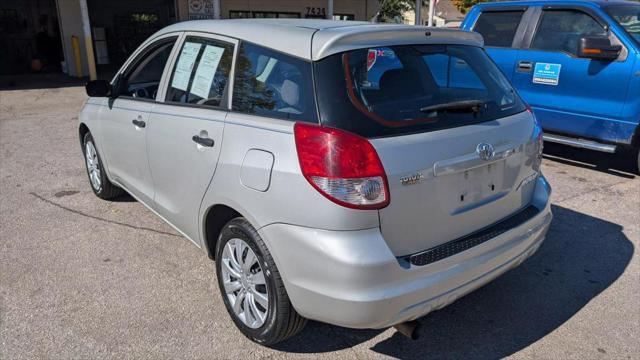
[314,43,542,256]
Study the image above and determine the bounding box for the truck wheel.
[215,218,306,345]
[82,132,124,199]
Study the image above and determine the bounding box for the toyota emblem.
[476,143,495,161]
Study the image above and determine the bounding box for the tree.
[375,0,415,23]
[452,0,487,14]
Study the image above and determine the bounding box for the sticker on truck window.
[533,63,561,86]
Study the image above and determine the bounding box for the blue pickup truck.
[461,0,640,170]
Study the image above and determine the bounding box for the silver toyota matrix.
[79,19,552,345]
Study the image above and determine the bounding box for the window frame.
[471,6,530,49]
[524,6,628,61]
[160,32,239,111]
[113,33,180,103]
[333,13,355,21]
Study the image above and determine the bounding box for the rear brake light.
[527,105,544,172]
[294,123,390,210]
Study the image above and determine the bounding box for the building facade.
[0,0,380,78]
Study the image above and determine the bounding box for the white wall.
[56,0,88,77]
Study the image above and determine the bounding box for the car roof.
[475,0,639,9]
[155,19,484,60]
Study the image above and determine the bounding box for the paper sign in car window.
[190,45,225,99]
[171,42,202,91]
[533,63,562,86]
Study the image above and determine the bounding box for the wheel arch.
[631,123,640,148]
[202,203,244,260]
[79,123,90,147]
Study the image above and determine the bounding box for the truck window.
[531,10,607,55]
[473,11,525,47]
[606,5,640,45]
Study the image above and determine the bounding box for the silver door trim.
[433,142,516,177]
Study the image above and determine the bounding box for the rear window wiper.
[419,99,485,113]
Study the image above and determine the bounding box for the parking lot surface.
[1,85,639,359]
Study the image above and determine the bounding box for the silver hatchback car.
[79,19,552,345]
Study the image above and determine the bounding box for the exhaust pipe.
[393,320,421,340]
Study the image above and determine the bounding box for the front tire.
[82,132,123,199]
[215,218,306,345]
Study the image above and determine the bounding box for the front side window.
[165,36,234,108]
[121,39,176,100]
[473,11,525,47]
[232,42,317,122]
[606,5,640,45]
[531,10,607,55]
[314,45,525,138]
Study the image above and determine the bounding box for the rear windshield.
[314,44,526,138]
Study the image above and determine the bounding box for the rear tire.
[215,218,306,345]
[82,132,124,200]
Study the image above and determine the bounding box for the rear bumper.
[259,176,552,329]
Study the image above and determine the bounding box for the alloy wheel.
[85,141,102,191]
[220,238,269,329]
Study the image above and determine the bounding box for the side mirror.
[85,80,111,97]
[577,36,621,60]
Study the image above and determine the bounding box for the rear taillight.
[294,123,390,210]
[527,105,544,172]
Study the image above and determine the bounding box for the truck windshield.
[606,5,640,45]
[313,45,526,138]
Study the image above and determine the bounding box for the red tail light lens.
[294,123,390,210]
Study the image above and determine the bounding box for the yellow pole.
[71,35,83,78]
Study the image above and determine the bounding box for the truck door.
[512,7,635,144]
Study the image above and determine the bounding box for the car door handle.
[517,61,533,72]
[132,119,146,128]
[192,135,214,147]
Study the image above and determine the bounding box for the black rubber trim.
[407,205,540,267]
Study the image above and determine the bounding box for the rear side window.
[314,45,526,138]
[531,10,607,55]
[232,42,317,123]
[473,11,525,47]
[165,36,234,108]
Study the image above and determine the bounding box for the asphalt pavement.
[1,85,639,359]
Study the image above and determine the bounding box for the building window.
[229,10,251,19]
[333,14,355,21]
[252,11,301,19]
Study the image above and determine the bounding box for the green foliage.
[376,0,415,22]
[452,0,486,15]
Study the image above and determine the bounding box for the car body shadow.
[543,142,638,178]
[107,192,136,203]
[0,73,87,90]
[274,205,633,358]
